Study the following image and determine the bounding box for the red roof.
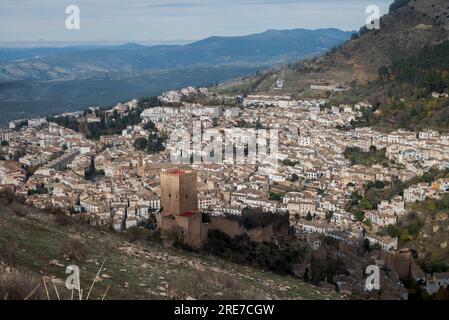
[180,211,195,217]
[171,170,186,175]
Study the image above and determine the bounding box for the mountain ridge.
[0,28,352,81]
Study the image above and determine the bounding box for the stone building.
[158,168,274,248]
[158,169,203,248]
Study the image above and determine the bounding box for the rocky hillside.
[337,0,449,83]
[394,195,449,272]
[0,197,340,300]
[216,0,449,94]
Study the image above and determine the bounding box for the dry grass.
[0,199,340,300]
[54,213,74,227]
[62,238,88,261]
[2,240,20,266]
[10,203,27,218]
[0,270,46,300]
[168,271,266,300]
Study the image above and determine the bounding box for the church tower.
[137,153,145,177]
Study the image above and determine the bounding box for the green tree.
[351,33,359,41]
[363,238,371,252]
[269,192,283,202]
[306,212,313,221]
[325,211,334,223]
[353,209,365,222]
[374,180,386,189]
[400,229,413,242]
[133,138,148,151]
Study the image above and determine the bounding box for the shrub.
[124,226,146,242]
[203,229,306,277]
[124,226,161,244]
[0,270,47,300]
[10,203,27,217]
[54,213,73,227]
[62,238,88,261]
[228,209,289,231]
[1,241,20,266]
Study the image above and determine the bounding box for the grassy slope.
[0,201,340,300]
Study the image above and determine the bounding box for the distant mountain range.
[0,28,352,125]
[0,28,352,81]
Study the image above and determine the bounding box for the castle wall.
[176,213,202,248]
[200,216,273,244]
[383,249,412,280]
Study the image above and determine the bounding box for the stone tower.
[160,169,198,216]
[159,169,201,248]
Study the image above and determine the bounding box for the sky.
[0,0,392,45]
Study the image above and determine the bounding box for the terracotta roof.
[180,211,196,217]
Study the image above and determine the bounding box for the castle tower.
[160,169,198,216]
[159,169,201,248]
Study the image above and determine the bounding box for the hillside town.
[1,87,449,298]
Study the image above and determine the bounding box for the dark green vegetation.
[363,168,449,273]
[389,0,412,13]
[352,40,449,132]
[282,159,300,167]
[133,133,166,154]
[269,192,284,202]
[207,211,319,279]
[378,193,449,274]
[391,38,449,93]
[48,98,153,140]
[390,41,449,95]
[410,193,449,217]
[379,194,449,242]
[0,193,339,300]
[347,168,449,223]
[343,146,390,167]
[229,208,289,231]
[345,167,449,275]
[358,96,449,133]
[203,230,306,277]
[0,65,259,127]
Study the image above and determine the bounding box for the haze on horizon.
[1,0,391,46]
